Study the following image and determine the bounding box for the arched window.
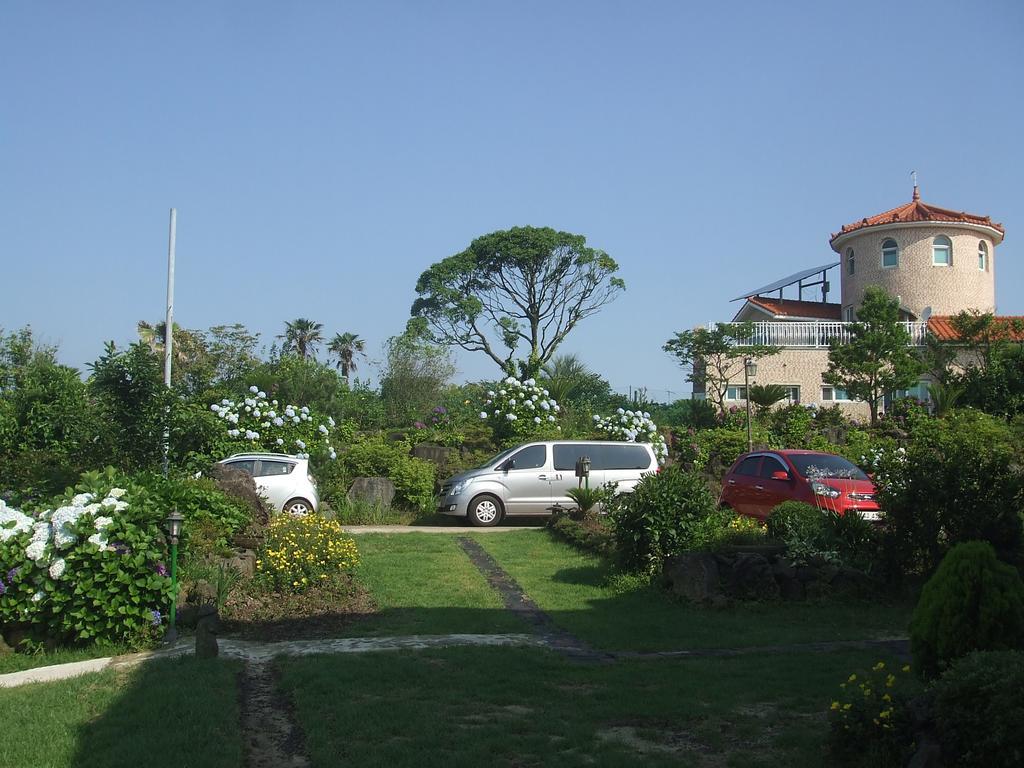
[881,238,899,268]
[978,241,988,271]
[846,248,855,275]
[932,235,952,266]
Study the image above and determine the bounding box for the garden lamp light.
[165,508,184,644]
[744,358,757,453]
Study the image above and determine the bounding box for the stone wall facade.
[833,223,999,318]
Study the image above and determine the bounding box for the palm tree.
[278,319,324,359]
[541,354,605,406]
[748,383,790,415]
[328,332,366,382]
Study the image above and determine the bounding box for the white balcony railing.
[717,321,929,348]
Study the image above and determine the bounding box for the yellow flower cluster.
[727,515,767,536]
[256,513,360,592]
[830,661,913,733]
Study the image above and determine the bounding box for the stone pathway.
[240,659,309,768]
[341,524,540,534]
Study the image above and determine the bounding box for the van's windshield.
[475,447,517,470]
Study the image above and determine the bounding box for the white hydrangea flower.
[479,412,488,419]
[87,532,108,549]
[49,558,66,579]
[31,591,44,603]
[249,385,259,394]
[94,516,113,530]
[107,488,126,500]
[26,540,47,563]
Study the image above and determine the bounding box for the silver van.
[437,440,659,526]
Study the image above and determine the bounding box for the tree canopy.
[410,226,624,378]
[824,286,921,426]
[663,323,779,414]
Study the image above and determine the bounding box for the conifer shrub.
[930,650,1024,767]
[909,541,1024,679]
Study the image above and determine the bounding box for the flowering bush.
[0,469,174,647]
[256,513,359,592]
[826,661,916,767]
[480,377,561,445]
[210,386,337,460]
[592,408,667,464]
[412,405,465,447]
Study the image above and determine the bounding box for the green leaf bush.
[334,438,436,513]
[0,468,174,648]
[929,650,1024,767]
[766,501,837,566]
[873,410,1024,577]
[138,473,254,556]
[609,465,719,573]
[910,541,1024,679]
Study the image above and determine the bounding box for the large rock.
[718,553,780,601]
[347,477,396,508]
[208,463,270,525]
[411,444,452,467]
[221,549,257,579]
[662,553,722,603]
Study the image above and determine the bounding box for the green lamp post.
[165,508,184,644]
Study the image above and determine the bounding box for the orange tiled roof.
[831,187,1004,245]
[746,297,842,320]
[928,315,1024,342]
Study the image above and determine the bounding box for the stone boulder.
[719,552,780,601]
[662,553,722,603]
[411,444,452,467]
[221,549,257,579]
[208,463,270,525]
[347,477,396,508]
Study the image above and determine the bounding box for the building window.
[846,248,855,275]
[784,385,800,404]
[932,235,952,266]
[881,238,899,268]
[843,305,855,322]
[894,381,932,402]
[979,241,988,271]
[725,386,747,401]
[821,386,851,402]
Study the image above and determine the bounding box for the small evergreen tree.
[824,286,921,426]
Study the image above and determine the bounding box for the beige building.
[696,185,1008,420]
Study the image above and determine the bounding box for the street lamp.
[165,508,184,644]
[744,357,757,452]
[576,455,592,489]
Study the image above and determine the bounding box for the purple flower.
[0,581,6,596]
[150,609,162,627]
[6,567,20,582]
[154,563,168,577]
[414,421,426,429]
[433,406,447,414]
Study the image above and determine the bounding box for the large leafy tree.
[411,226,625,378]
[278,318,324,360]
[327,332,367,382]
[663,323,779,414]
[824,286,921,426]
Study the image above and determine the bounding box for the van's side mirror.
[771,470,790,481]
[500,459,515,471]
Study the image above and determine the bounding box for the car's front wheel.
[283,497,313,516]
[468,494,503,527]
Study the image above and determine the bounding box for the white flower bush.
[480,377,561,443]
[0,471,174,645]
[592,408,668,464]
[211,385,335,460]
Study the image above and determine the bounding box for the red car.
[720,450,883,522]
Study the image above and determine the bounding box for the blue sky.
[2,1,1022,400]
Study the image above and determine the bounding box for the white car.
[217,453,320,515]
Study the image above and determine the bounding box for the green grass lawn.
[474,530,914,652]
[0,642,132,674]
[345,533,529,636]
[279,644,907,768]
[0,657,243,768]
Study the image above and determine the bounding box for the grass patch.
[0,657,242,768]
[475,530,913,652]
[344,533,528,636]
[0,642,132,674]
[280,644,903,767]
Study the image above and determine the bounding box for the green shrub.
[336,438,436,513]
[930,650,1024,768]
[829,508,881,573]
[138,473,253,556]
[910,541,1024,679]
[695,427,757,474]
[766,501,836,566]
[609,465,718,573]
[256,513,359,592]
[0,468,174,647]
[875,410,1024,577]
[546,512,614,556]
[825,660,917,768]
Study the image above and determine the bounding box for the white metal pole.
[162,209,176,477]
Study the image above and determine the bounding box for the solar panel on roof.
[731,262,839,302]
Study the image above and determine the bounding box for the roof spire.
[911,170,920,201]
